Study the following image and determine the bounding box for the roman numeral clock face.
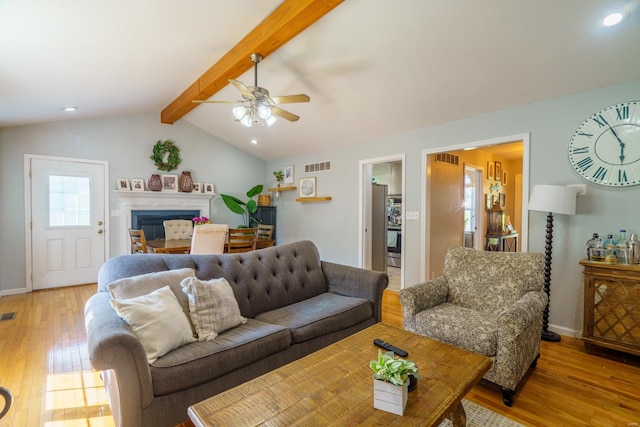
[568,101,640,186]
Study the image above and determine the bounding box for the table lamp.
[528,184,579,342]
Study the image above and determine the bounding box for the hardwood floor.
[1,285,640,426]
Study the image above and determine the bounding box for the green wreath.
[150,140,181,171]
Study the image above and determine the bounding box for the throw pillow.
[110,285,196,363]
[181,277,247,341]
[107,268,195,324]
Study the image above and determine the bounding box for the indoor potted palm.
[369,350,421,415]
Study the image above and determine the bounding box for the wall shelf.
[268,186,297,192]
[295,197,332,203]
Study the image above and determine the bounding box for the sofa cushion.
[107,268,196,322]
[110,285,196,363]
[254,292,372,344]
[414,303,498,357]
[149,319,291,396]
[181,277,247,341]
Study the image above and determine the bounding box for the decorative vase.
[179,171,194,192]
[373,379,409,416]
[148,174,162,192]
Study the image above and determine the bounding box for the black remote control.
[373,339,408,357]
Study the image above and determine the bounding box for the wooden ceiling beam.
[161,0,344,124]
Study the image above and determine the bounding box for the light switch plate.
[111,210,120,217]
[406,211,419,220]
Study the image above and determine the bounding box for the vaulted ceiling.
[2,0,639,161]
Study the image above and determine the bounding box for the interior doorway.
[359,154,405,291]
[421,135,529,281]
[463,164,484,251]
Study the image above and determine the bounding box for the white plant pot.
[373,379,409,416]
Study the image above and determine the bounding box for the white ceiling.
[2,0,639,161]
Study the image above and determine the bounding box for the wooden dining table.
[146,238,275,254]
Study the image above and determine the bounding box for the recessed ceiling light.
[62,106,78,112]
[251,139,258,145]
[602,10,628,27]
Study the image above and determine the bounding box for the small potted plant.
[369,350,421,415]
[273,170,284,187]
[192,216,209,226]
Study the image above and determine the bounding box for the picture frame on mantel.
[131,178,144,191]
[161,174,178,192]
[203,183,215,194]
[117,177,130,191]
[192,182,202,193]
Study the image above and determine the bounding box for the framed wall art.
[299,177,317,198]
[486,162,494,180]
[494,161,502,182]
[161,174,178,192]
[284,164,295,185]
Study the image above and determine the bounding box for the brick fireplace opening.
[132,210,200,240]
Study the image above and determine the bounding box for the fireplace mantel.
[114,190,214,254]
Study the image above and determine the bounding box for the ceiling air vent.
[304,161,331,173]
[435,153,459,166]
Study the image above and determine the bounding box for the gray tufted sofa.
[85,240,388,427]
[399,246,546,406]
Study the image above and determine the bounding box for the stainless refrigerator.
[371,183,388,272]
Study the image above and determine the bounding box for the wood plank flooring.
[1,285,639,426]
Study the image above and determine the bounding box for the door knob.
[98,230,104,234]
[97,221,103,225]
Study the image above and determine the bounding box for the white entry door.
[28,156,107,290]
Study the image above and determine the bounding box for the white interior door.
[28,156,107,290]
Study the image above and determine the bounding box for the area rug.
[438,399,525,427]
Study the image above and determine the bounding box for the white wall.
[267,79,640,335]
[0,113,266,294]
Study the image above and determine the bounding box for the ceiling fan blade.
[192,99,241,104]
[271,94,310,104]
[229,79,255,99]
[271,107,300,122]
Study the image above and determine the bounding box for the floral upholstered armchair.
[398,247,546,406]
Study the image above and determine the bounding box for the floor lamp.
[528,185,578,342]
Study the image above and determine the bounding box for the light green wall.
[267,79,640,335]
[0,113,266,294]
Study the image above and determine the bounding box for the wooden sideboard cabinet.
[580,259,640,356]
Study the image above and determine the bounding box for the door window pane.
[49,175,91,226]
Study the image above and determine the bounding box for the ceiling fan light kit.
[194,53,309,127]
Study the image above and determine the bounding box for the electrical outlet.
[406,211,419,220]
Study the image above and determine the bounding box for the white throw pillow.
[110,285,196,363]
[181,277,247,341]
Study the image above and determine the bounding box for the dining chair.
[190,224,228,255]
[129,229,148,254]
[227,228,257,253]
[256,224,275,249]
[163,219,193,240]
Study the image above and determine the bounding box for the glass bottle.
[586,233,601,260]
[616,229,628,264]
[604,234,616,251]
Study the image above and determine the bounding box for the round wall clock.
[568,100,640,186]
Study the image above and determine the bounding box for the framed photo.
[131,178,144,191]
[299,177,317,198]
[486,162,494,180]
[192,182,202,193]
[117,177,130,191]
[502,170,508,186]
[161,174,178,192]
[494,161,502,182]
[284,164,295,185]
[499,193,506,209]
[203,183,215,194]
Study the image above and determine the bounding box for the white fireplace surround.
[114,190,214,254]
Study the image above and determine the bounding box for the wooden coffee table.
[188,323,491,426]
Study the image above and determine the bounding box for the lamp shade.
[528,185,577,215]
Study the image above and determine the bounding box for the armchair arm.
[398,277,449,332]
[498,290,548,336]
[84,292,154,425]
[322,261,388,322]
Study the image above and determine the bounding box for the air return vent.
[435,153,459,166]
[1,312,16,321]
[304,161,331,173]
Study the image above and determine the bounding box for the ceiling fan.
[193,53,310,127]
